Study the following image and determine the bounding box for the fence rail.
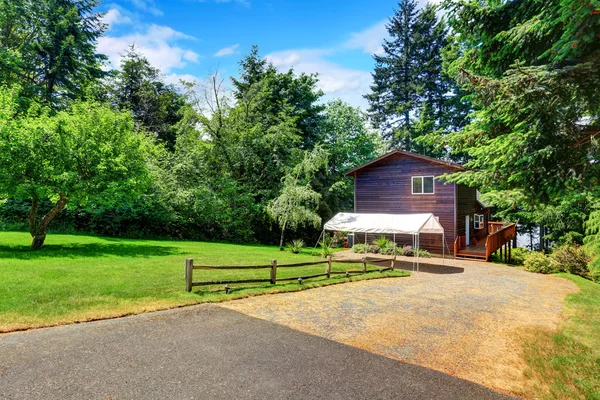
[185,256,397,292]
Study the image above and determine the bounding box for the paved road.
[0,305,510,399]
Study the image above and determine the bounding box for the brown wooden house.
[344,150,516,261]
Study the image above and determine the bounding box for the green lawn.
[521,274,600,399]
[0,232,407,332]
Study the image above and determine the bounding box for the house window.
[474,214,484,230]
[412,176,434,194]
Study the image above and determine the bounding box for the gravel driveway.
[222,255,578,395]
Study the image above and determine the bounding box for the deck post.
[508,241,512,264]
[185,258,193,292]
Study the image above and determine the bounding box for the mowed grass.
[0,232,408,332]
[521,274,600,399]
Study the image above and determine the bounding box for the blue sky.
[98,0,435,109]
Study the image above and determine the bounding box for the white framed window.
[474,214,484,230]
[412,176,435,194]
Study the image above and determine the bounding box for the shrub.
[561,231,584,245]
[415,249,431,258]
[524,252,560,274]
[319,239,333,258]
[331,231,348,248]
[372,235,391,248]
[369,245,381,254]
[380,242,398,255]
[402,245,413,256]
[510,247,529,266]
[352,243,367,253]
[551,244,591,278]
[287,239,305,254]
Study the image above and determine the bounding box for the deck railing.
[484,223,517,261]
[488,221,506,234]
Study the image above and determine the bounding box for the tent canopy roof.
[324,212,444,235]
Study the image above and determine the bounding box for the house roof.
[343,149,465,176]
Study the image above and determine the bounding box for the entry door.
[465,215,471,246]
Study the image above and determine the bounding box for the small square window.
[412,176,434,194]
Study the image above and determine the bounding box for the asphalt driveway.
[0,305,509,400]
[222,255,578,395]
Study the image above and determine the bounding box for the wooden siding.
[456,185,489,240]
[353,153,455,255]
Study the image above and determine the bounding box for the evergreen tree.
[365,1,465,154]
[0,0,107,107]
[437,0,600,239]
[110,46,185,148]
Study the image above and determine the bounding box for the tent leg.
[312,230,324,256]
[417,234,420,272]
[442,233,445,267]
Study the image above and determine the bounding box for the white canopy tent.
[323,212,446,271]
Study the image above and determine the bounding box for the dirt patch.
[221,257,578,396]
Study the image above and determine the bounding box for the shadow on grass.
[0,243,184,260]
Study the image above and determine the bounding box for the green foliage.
[366,0,468,152]
[352,243,367,253]
[372,235,392,248]
[524,252,560,274]
[319,239,333,258]
[437,0,600,232]
[287,239,305,254]
[0,86,154,248]
[380,242,399,255]
[584,210,600,282]
[0,0,107,107]
[561,231,585,246]
[109,46,185,148]
[510,247,529,266]
[551,244,591,279]
[415,249,431,258]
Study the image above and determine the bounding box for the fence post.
[185,258,193,292]
[326,256,332,278]
[361,257,367,273]
[270,259,277,284]
[390,256,395,271]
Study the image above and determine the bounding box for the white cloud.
[266,50,372,110]
[126,0,163,16]
[97,24,200,73]
[101,9,133,28]
[214,44,240,57]
[343,20,388,55]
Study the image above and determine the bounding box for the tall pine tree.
[366,1,466,155]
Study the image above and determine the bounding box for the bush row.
[516,244,598,282]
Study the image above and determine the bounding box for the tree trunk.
[29,196,39,237]
[279,223,286,251]
[31,193,68,250]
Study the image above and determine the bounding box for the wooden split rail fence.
[185,256,397,292]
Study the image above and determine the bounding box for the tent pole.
[312,229,324,256]
[393,233,396,256]
[365,232,367,255]
[442,232,445,267]
[417,234,420,272]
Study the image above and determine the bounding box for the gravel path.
[222,255,578,395]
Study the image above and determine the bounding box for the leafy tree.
[365,0,465,153]
[267,146,328,250]
[0,0,107,107]
[109,46,186,148]
[0,86,154,248]
[438,0,600,235]
[318,99,383,214]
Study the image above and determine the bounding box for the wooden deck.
[454,222,517,262]
[456,242,487,260]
